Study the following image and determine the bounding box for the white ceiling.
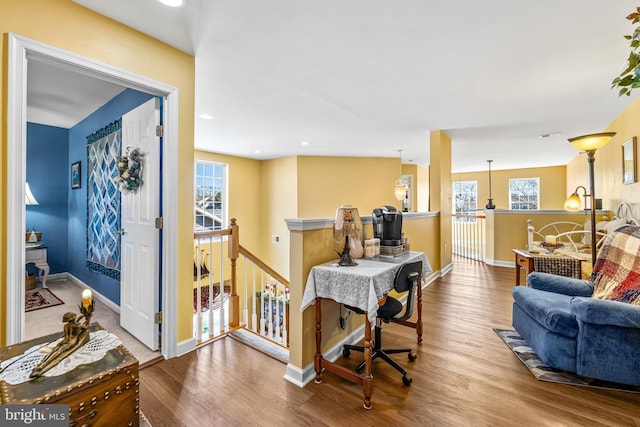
[30,0,637,172]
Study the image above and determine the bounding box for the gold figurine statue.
[30,292,94,378]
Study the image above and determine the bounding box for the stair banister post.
[228,218,240,327]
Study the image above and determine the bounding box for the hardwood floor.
[139,258,640,426]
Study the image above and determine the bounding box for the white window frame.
[509,177,540,210]
[453,180,478,215]
[195,161,228,231]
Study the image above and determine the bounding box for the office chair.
[343,260,422,386]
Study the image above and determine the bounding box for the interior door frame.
[6,33,180,359]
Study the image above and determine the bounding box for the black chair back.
[392,260,422,322]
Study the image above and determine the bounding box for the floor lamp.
[567,132,616,266]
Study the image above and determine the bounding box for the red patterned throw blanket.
[591,225,640,305]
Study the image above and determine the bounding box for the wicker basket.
[25,232,42,242]
[25,274,36,291]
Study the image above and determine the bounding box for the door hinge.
[155,312,162,324]
[155,217,163,229]
[156,125,164,137]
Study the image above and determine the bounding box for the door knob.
[117,229,127,235]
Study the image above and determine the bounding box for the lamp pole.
[586,150,597,266]
[486,160,495,209]
[567,132,615,266]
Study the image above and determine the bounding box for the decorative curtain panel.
[86,119,122,280]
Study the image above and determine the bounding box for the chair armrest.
[527,272,593,296]
[571,297,640,328]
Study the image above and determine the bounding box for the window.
[453,181,477,215]
[195,161,227,231]
[509,178,539,210]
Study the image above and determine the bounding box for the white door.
[120,98,160,350]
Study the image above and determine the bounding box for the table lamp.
[25,182,39,205]
[333,205,363,266]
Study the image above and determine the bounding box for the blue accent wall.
[67,89,154,304]
[26,123,69,275]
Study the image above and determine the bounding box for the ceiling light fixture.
[199,113,213,120]
[301,141,309,146]
[158,0,184,7]
[539,132,563,138]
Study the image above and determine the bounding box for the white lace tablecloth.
[300,251,431,323]
[0,330,122,385]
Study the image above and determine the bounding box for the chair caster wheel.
[343,348,350,358]
[408,351,417,361]
[402,375,412,386]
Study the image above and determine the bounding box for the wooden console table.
[301,251,431,409]
[26,244,49,288]
[513,249,584,286]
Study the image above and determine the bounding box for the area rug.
[25,288,64,312]
[228,328,289,364]
[494,328,640,393]
[193,283,230,313]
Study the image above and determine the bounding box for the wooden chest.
[0,323,139,427]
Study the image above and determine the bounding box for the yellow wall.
[430,130,452,268]
[453,165,567,210]
[1,0,195,344]
[261,157,298,279]
[296,156,403,218]
[567,96,640,211]
[416,165,430,212]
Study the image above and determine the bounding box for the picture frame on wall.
[71,161,81,189]
[622,137,636,185]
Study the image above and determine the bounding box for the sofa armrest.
[527,272,593,296]
[571,297,640,328]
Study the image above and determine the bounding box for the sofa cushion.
[512,287,579,337]
[591,225,640,305]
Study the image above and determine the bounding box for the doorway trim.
[7,33,180,358]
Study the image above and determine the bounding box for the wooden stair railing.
[238,245,290,347]
[193,218,290,348]
[194,218,240,344]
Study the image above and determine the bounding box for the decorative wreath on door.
[113,147,145,194]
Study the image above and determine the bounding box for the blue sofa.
[512,226,640,386]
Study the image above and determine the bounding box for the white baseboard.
[65,273,121,314]
[283,363,307,387]
[440,262,454,276]
[176,337,197,357]
[485,258,514,268]
[285,324,366,387]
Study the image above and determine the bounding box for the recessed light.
[254,150,261,154]
[158,0,183,7]
[301,141,309,146]
[199,113,213,120]
[539,132,563,138]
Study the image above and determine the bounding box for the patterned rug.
[193,283,230,313]
[494,328,640,393]
[25,288,64,312]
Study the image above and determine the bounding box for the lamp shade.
[563,193,581,212]
[394,179,407,201]
[568,132,616,151]
[25,182,39,205]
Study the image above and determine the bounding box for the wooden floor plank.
[140,257,640,426]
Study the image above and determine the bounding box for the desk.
[513,249,584,286]
[301,251,431,409]
[26,244,49,288]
